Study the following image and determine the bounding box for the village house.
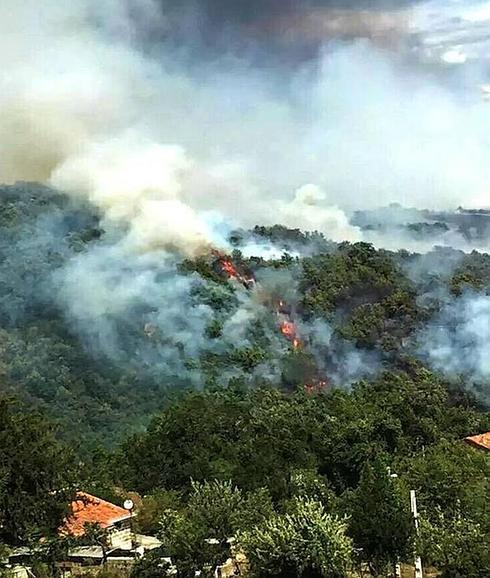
[7,492,166,577]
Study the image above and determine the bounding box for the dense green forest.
[1,376,489,577]
[0,183,489,577]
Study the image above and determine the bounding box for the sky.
[152,0,490,67]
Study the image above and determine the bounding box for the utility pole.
[410,490,423,578]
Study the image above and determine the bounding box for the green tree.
[80,523,111,564]
[398,440,489,522]
[28,533,76,578]
[0,543,9,577]
[419,510,490,578]
[345,458,414,576]
[0,397,76,545]
[239,497,353,578]
[287,469,334,504]
[158,480,273,578]
[131,549,173,578]
[120,388,317,497]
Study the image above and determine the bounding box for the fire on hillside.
[213,252,328,394]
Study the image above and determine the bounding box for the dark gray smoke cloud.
[160,0,416,23]
[154,0,418,57]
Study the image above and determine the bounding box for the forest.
[0,183,489,577]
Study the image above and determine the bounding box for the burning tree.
[211,251,329,394]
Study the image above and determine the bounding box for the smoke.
[418,292,490,399]
[276,184,361,243]
[303,317,382,385]
[0,183,99,326]
[250,268,382,386]
[1,0,490,389]
[2,0,490,256]
[54,242,214,382]
[352,204,490,254]
[49,134,219,256]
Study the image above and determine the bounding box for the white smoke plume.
[54,242,214,381]
[276,184,361,243]
[2,0,490,258]
[418,292,490,399]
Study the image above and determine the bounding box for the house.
[464,431,490,452]
[62,492,135,549]
[7,492,166,577]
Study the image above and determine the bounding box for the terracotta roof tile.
[464,432,490,452]
[62,492,131,537]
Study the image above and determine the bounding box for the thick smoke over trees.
[0,0,489,442]
[2,0,490,254]
[419,294,490,390]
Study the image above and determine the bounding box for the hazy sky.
[143,1,490,68]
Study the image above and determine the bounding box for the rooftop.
[464,432,490,452]
[62,492,132,537]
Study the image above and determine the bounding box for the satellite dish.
[124,499,134,511]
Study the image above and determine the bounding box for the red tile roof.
[62,492,131,537]
[464,432,490,452]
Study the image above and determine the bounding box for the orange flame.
[221,258,239,279]
[214,252,255,288]
[280,321,295,338]
[280,320,301,349]
[304,379,329,395]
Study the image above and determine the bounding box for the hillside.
[0,183,488,450]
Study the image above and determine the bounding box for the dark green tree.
[419,510,490,578]
[0,397,76,545]
[131,549,173,578]
[158,480,273,578]
[345,458,414,576]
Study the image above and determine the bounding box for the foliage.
[27,534,76,578]
[286,469,335,509]
[239,497,353,578]
[397,440,489,524]
[78,522,111,563]
[1,184,488,451]
[121,371,487,496]
[121,387,316,496]
[0,185,489,578]
[419,510,490,578]
[136,491,183,536]
[0,183,172,451]
[0,543,9,577]
[157,480,273,578]
[131,549,173,578]
[301,243,403,312]
[345,458,414,576]
[300,243,420,350]
[0,397,76,545]
[450,252,490,296]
